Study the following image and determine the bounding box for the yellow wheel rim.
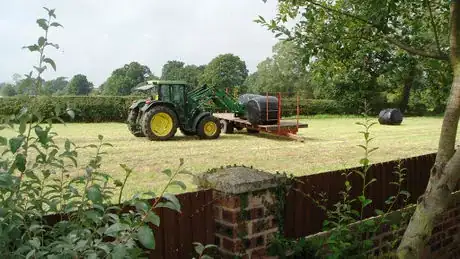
[150,112,173,137]
[204,121,218,136]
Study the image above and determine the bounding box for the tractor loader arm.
[188,84,245,116]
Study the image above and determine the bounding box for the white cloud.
[0,0,279,85]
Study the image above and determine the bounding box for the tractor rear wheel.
[127,109,144,137]
[180,128,196,136]
[197,116,221,139]
[141,106,178,141]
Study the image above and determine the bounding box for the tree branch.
[302,0,449,61]
[385,36,449,60]
[425,0,443,55]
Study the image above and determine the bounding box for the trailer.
[215,112,308,142]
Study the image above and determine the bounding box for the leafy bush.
[282,99,344,116]
[0,7,217,259]
[268,106,412,258]
[0,96,144,123]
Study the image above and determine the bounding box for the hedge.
[0,96,143,123]
[0,96,345,123]
[281,99,344,116]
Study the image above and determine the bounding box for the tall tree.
[248,41,312,97]
[0,83,17,96]
[258,0,449,113]
[103,62,156,95]
[161,60,185,80]
[43,76,69,95]
[160,61,205,87]
[258,0,460,257]
[67,74,93,95]
[200,54,248,90]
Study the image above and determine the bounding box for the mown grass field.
[3,116,454,199]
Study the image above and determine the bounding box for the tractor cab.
[133,80,190,104]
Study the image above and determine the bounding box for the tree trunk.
[400,64,416,114]
[397,2,460,258]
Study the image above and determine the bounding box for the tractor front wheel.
[127,109,144,137]
[197,116,221,139]
[141,106,178,141]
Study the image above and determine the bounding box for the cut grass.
[3,117,456,200]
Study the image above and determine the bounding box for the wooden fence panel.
[284,153,438,238]
[148,189,214,259]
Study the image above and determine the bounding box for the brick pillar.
[197,167,284,259]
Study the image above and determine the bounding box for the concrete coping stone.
[197,167,286,194]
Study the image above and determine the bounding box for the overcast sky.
[0,0,280,86]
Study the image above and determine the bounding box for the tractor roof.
[144,80,189,85]
[133,80,189,91]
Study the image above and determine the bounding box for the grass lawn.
[3,116,454,199]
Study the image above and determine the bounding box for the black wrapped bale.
[238,94,263,106]
[378,108,403,125]
[246,95,279,125]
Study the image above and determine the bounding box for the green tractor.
[127,80,245,141]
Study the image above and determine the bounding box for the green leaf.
[375,209,384,216]
[162,193,181,210]
[36,18,48,30]
[145,211,161,226]
[114,179,123,187]
[111,245,127,259]
[170,180,186,190]
[66,108,75,119]
[19,120,27,135]
[9,137,24,153]
[87,185,102,203]
[43,58,56,71]
[137,225,155,249]
[194,242,205,255]
[156,201,180,213]
[400,190,411,198]
[65,139,71,151]
[28,237,40,249]
[38,36,46,47]
[50,22,63,27]
[0,137,7,146]
[35,126,48,144]
[135,201,149,212]
[358,195,372,208]
[359,158,369,166]
[104,223,129,237]
[162,169,172,177]
[23,44,40,52]
[15,154,27,172]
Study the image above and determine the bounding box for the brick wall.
[303,191,460,258]
[213,190,278,259]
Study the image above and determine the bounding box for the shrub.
[0,96,144,123]
[282,99,344,116]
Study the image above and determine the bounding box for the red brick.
[222,209,239,223]
[432,224,442,234]
[222,237,243,253]
[216,195,241,209]
[214,206,222,220]
[238,222,248,234]
[251,219,271,234]
[448,226,458,236]
[442,236,454,246]
[216,221,237,238]
[248,207,265,220]
[443,220,455,229]
[250,247,267,258]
